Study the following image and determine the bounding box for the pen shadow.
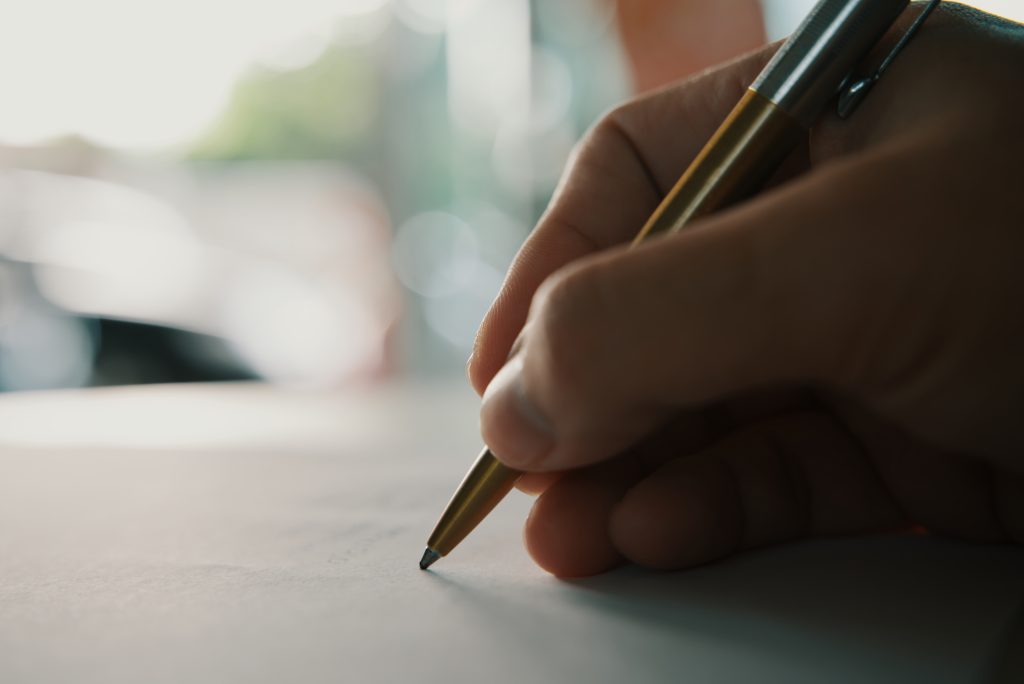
[562,536,1024,681]
[983,595,1024,684]
[427,536,1024,682]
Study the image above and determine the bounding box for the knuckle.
[568,112,623,180]
[571,112,613,165]
[583,103,640,167]
[592,103,631,140]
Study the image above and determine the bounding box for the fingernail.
[481,356,554,469]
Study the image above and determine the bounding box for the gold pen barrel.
[425,448,520,558]
[423,92,803,567]
[422,0,921,570]
[633,0,912,241]
[633,89,804,242]
[422,92,801,566]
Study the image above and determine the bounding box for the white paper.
[0,382,1022,683]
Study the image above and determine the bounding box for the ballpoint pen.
[420,0,941,571]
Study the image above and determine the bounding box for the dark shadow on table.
[984,594,1024,684]
[562,537,1024,683]
[430,536,1024,683]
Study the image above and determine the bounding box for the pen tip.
[419,548,441,571]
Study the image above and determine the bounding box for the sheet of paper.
[0,383,1022,683]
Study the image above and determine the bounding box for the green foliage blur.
[191,46,380,162]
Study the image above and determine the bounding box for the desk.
[0,382,1022,683]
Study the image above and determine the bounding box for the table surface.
[1,381,1022,684]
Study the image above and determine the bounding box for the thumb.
[480,139,925,472]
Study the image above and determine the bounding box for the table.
[1,382,1022,683]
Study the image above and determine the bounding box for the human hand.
[469,4,1024,577]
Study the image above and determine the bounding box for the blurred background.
[1,0,1021,392]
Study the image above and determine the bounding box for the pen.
[420,0,939,571]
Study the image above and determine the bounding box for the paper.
[0,383,1022,683]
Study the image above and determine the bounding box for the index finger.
[468,44,780,395]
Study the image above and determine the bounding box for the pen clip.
[837,0,941,119]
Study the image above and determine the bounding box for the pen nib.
[419,548,441,571]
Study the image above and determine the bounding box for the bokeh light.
[392,212,480,299]
[5,0,1019,391]
[0,0,390,149]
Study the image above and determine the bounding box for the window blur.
[1,0,1020,391]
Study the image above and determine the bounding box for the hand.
[468,4,1024,577]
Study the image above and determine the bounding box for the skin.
[614,0,765,93]
[467,5,1024,578]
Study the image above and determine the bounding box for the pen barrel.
[424,0,918,566]
[752,0,910,126]
[426,448,519,557]
[633,89,804,242]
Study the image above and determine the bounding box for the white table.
[1,382,1022,683]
